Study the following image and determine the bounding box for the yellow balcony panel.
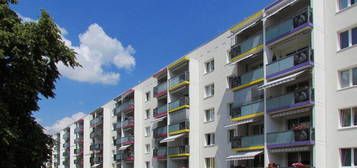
[231,112,264,122]
[230,44,264,63]
[232,145,264,152]
[230,10,264,33]
[231,78,264,92]
[169,129,190,136]
[168,153,190,158]
[168,56,190,70]
[168,105,190,113]
[169,81,189,91]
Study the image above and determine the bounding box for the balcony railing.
[114,138,121,145]
[230,100,264,120]
[168,71,189,89]
[74,127,83,134]
[154,82,167,97]
[154,126,167,137]
[74,137,83,144]
[63,132,70,140]
[118,100,134,112]
[90,144,103,150]
[122,153,134,160]
[267,128,314,148]
[90,116,103,127]
[231,134,264,150]
[154,147,167,157]
[74,148,83,154]
[121,136,134,144]
[168,145,189,156]
[230,67,263,90]
[113,122,121,130]
[62,151,69,157]
[266,88,314,113]
[168,121,189,134]
[230,33,263,61]
[74,159,83,165]
[266,47,313,78]
[90,130,103,138]
[122,119,134,128]
[62,143,70,148]
[114,153,122,161]
[266,7,313,44]
[153,104,168,117]
[168,97,189,112]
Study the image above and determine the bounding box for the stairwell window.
[204,108,215,122]
[340,148,357,167]
[339,67,357,89]
[205,158,216,168]
[205,84,215,98]
[339,27,357,50]
[205,133,215,146]
[340,107,357,128]
[145,127,151,137]
[339,0,356,10]
[205,59,215,74]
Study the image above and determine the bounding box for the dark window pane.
[353,68,357,85]
[352,27,357,45]
[354,149,357,165]
[352,0,356,5]
[301,152,311,165]
[341,109,352,127]
[353,108,357,126]
[288,152,299,166]
[341,149,352,166]
[340,31,349,49]
[340,0,349,9]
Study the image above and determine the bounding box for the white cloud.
[17,13,36,23]
[44,112,86,135]
[57,24,136,85]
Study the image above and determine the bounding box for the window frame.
[145,144,150,153]
[145,91,150,102]
[145,126,151,137]
[204,108,215,122]
[338,0,357,11]
[339,107,357,128]
[205,157,216,168]
[340,148,357,167]
[204,59,215,74]
[204,83,215,98]
[205,133,215,146]
[339,67,357,89]
[145,109,150,120]
[338,26,357,51]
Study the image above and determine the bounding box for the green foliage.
[0,3,79,168]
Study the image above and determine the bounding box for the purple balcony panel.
[266,22,313,46]
[268,140,315,149]
[267,61,314,79]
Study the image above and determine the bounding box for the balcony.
[154,82,167,97]
[266,47,313,79]
[63,132,70,140]
[122,119,134,129]
[231,135,264,151]
[74,127,83,134]
[168,145,189,158]
[62,143,70,148]
[121,136,134,145]
[266,88,314,114]
[90,130,103,138]
[114,138,121,146]
[122,153,134,161]
[74,148,83,155]
[74,159,83,165]
[90,157,103,164]
[90,117,103,127]
[168,71,189,91]
[114,153,122,161]
[153,126,167,138]
[74,137,83,144]
[230,100,264,122]
[229,33,263,63]
[90,144,103,150]
[115,100,135,114]
[231,67,264,91]
[62,151,69,157]
[267,128,314,149]
[154,147,167,159]
[153,104,168,118]
[168,121,189,135]
[113,122,121,130]
[168,97,189,113]
[266,7,313,45]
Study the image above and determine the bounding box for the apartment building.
[48,0,357,168]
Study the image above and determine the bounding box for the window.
[145,127,151,137]
[341,148,357,167]
[145,109,150,119]
[145,91,150,101]
[339,27,357,50]
[145,161,150,168]
[339,0,356,10]
[287,152,311,165]
[228,103,234,116]
[205,84,215,98]
[340,107,357,128]
[145,144,150,153]
[205,158,216,168]
[339,68,357,89]
[204,108,215,122]
[205,59,215,73]
[228,129,235,141]
[205,133,215,146]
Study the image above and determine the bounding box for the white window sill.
[337,85,357,92]
[204,95,214,100]
[337,44,357,53]
[338,126,357,131]
[336,3,357,14]
[204,144,216,148]
[204,120,215,124]
[203,71,214,76]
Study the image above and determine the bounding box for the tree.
[0,1,80,167]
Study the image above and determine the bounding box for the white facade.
[49,0,357,168]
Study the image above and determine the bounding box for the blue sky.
[12,0,274,133]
